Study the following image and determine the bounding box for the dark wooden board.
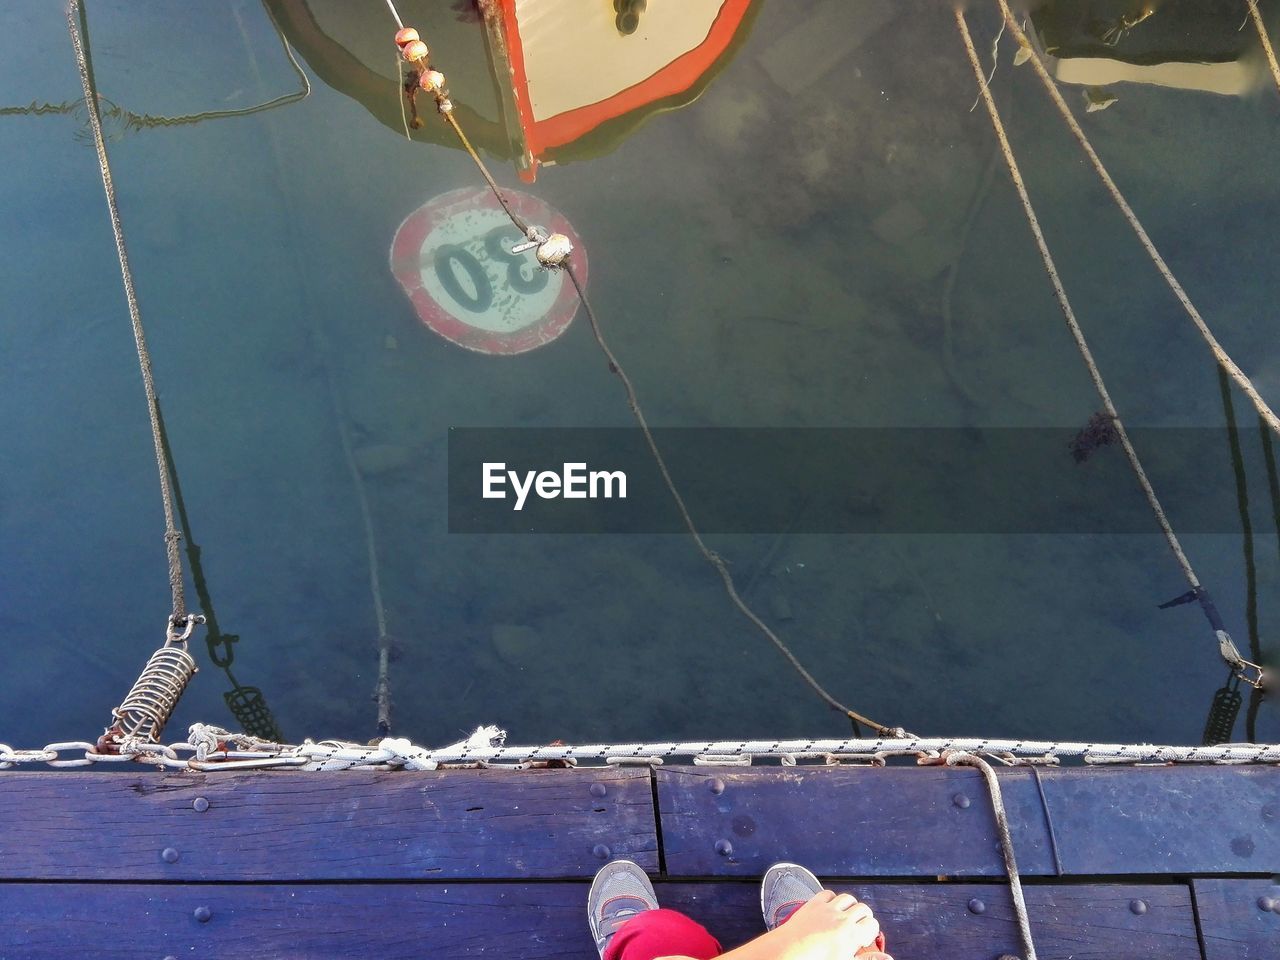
[0,768,657,880]
[658,764,1280,878]
[656,765,1056,876]
[1193,879,1280,960]
[1037,765,1280,875]
[3,883,591,960]
[2,881,1199,959]
[6,763,1274,887]
[669,882,1201,960]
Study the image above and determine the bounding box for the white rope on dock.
[10,727,1280,773]
[5,727,1280,771]
[388,734,1280,766]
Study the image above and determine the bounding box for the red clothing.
[603,908,722,960]
[603,905,887,960]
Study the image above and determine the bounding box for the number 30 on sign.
[390,186,587,355]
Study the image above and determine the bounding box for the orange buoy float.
[401,39,429,63]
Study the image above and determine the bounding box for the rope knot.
[377,736,438,771]
[187,722,228,760]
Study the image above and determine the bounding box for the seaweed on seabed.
[1069,411,1119,463]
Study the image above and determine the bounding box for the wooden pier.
[3,763,1278,958]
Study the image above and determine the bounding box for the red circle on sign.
[389,186,586,355]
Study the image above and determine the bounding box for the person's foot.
[587,859,659,958]
[761,861,824,930]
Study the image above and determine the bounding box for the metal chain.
[4,727,1280,772]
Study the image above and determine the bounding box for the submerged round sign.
[390,187,586,355]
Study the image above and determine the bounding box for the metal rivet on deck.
[194,906,212,923]
[590,783,607,799]
[967,898,985,915]
[1259,896,1276,912]
[193,797,209,813]
[1129,899,1147,915]
[592,844,611,860]
[714,839,734,856]
[709,778,725,795]
[952,793,970,809]
[161,847,179,864]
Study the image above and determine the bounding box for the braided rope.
[412,735,1280,766]
[1248,0,1280,97]
[5,726,1280,771]
[68,0,188,625]
[948,753,1038,960]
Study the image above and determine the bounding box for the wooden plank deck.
[0,768,658,880]
[657,765,1280,877]
[1,764,1276,958]
[1193,879,1280,960]
[3,881,1204,960]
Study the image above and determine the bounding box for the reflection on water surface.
[1,0,1277,752]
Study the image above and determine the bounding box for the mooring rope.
[437,103,535,236]
[564,265,888,733]
[994,0,1280,440]
[107,20,310,132]
[1248,0,1280,96]
[0,100,76,118]
[383,0,403,31]
[946,753,1037,960]
[384,4,898,736]
[67,0,191,632]
[14,13,307,134]
[955,8,1263,690]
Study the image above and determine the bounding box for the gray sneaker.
[761,861,824,930]
[587,859,659,957]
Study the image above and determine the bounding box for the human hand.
[771,890,882,960]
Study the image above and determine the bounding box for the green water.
[1,0,1277,752]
